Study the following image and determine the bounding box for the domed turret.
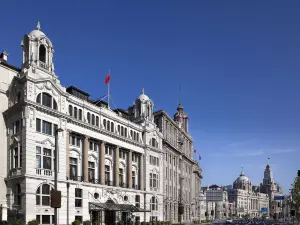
[133,88,154,122]
[233,169,252,192]
[21,21,55,75]
[174,103,189,132]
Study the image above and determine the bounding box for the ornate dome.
[235,172,250,182]
[28,22,46,39]
[136,88,151,102]
[233,171,252,191]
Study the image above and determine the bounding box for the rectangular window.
[75,188,82,207]
[15,120,20,133]
[132,171,136,188]
[36,146,41,168]
[42,120,52,135]
[88,161,95,182]
[36,118,41,132]
[70,157,78,179]
[105,165,110,183]
[43,148,52,170]
[13,147,18,168]
[119,168,124,186]
[135,195,140,208]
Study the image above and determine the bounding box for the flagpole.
[108,69,111,109]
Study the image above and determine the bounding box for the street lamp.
[54,128,63,225]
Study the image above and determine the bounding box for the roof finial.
[267,157,270,165]
[240,166,244,175]
[142,88,144,95]
[37,21,41,31]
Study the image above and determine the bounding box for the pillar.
[83,136,89,182]
[127,150,132,188]
[139,154,144,190]
[66,131,70,178]
[100,141,105,185]
[114,146,119,187]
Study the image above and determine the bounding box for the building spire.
[142,88,144,95]
[37,21,41,31]
[267,157,270,165]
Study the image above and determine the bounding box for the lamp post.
[54,128,63,225]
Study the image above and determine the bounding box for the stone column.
[127,150,132,188]
[114,146,119,187]
[100,141,105,185]
[139,154,144,190]
[66,131,70,178]
[83,136,89,182]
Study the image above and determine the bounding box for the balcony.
[38,61,50,71]
[105,180,115,186]
[89,178,100,184]
[132,184,141,190]
[119,182,129,188]
[69,176,83,182]
[10,168,22,176]
[36,169,53,177]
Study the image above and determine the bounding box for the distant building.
[228,170,269,218]
[260,164,284,219]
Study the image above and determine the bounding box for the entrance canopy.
[89,202,151,212]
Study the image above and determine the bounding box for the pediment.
[34,78,67,97]
[36,138,55,148]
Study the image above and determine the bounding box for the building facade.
[154,104,202,223]
[0,23,201,224]
[228,171,269,218]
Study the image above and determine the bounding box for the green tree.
[290,175,300,223]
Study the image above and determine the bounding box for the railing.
[89,178,100,184]
[119,182,129,188]
[36,169,53,176]
[69,176,83,182]
[105,180,115,186]
[39,60,49,71]
[132,184,141,190]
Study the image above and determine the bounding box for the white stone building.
[154,104,203,224]
[0,23,168,224]
[228,171,269,218]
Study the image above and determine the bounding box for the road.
[187,219,292,225]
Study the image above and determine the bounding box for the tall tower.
[174,103,189,133]
[263,164,274,185]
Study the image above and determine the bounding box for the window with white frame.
[36,215,55,225]
[150,172,158,189]
[69,157,78,179]
[105,146,112,155]
[13,146,22,168]
[149,155,159,166]
[132,153,138,163]
[75,188,82,207]
[119,150,126,160]
[132,171,136,188]
[89,140,98,151]
[150,196,158,211]
[36,118,57,136]
[135,195,140,207]
[14,184,21,206]
[36,183,54,206]
[105,165,110,183]
[36,147,54,170]
[69,135,81,147]
[88,161,95,181]
[119,168,124,186]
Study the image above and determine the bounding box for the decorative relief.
[61,96,66,111]
[36,208,54,213]
[28,82,33,98]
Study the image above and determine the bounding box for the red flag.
[194,148,196,153]
[177,114,181,121]
[104,72,111,84]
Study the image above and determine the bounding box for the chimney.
[0,51,8,62]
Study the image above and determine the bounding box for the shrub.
[28,220,39,225]
[83,221,91,225]
[72,220,81,225]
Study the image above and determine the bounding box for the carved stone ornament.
[28,82,33,98]
[36,207,54,213]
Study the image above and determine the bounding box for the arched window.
[124,128,127,137]
[96,116,99,127]
[150,196,158,211]
[42,93,52,108]
[130,130,133,138]
[103,119,106,129]
[92,114,95,125]
[69,105,73,116]
[137,133,139,142]
[121,127,124,136]
[79,109,82,120]
[87,112,91,123]
[37,93,41,104]
[107,120,110,131]
[111,122,114,132]
[53,99,58,110]
[118,125,120,134]
[36,183,54,206]
[39,44,46,63]
[133,132,136,141]
[74,107,78,119]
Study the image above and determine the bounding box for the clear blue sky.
[1,1,299,193]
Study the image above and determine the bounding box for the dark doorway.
[105,210,115,225]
